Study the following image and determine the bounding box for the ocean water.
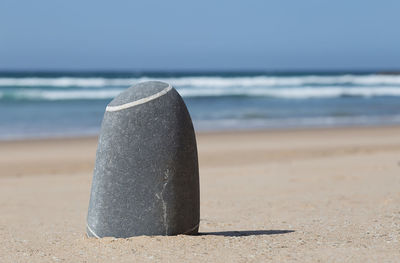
[1,71,400,140]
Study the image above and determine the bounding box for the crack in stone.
[156,169,169,235]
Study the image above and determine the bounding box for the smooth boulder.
[86,81,199,238]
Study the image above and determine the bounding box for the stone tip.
[106,81,173,112]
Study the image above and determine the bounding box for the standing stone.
[86,81,199,238]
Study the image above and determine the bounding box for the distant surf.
[1,72,400,139]
[2,74,400,87]
[3,86,400,101]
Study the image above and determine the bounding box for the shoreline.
[2,124,400,179]
[2,123,400,143]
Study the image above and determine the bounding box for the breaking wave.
[1,86,400,101]
[1,74,400,88]
[1,74,400,101]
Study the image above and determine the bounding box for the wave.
[0,89,123,100]
[180,86,400,99]
[2,74,400,87]
[0,77,135,87]
[194,114,400,131]
[2,86,400,101]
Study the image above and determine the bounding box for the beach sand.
[1,126,400,262]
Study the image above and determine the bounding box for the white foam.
[3,86,400,100]
[5,89,123,100]
[194,114,400,131]
[0,77,146,87]
[1,74,400,87]
[179,86,400,99]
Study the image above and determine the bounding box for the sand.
[1,126,400,262]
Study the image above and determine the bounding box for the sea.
[1,71,400,140]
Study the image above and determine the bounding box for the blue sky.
[1,0,399,71]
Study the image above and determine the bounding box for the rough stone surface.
[87,81,199,238]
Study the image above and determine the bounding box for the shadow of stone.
[198,230,295,237]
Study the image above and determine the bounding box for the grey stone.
[86,81,199,238]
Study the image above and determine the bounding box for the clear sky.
[1,0,399,71]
